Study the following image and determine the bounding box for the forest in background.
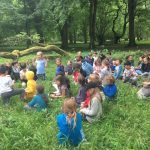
[0,0,150,50]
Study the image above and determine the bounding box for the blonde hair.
[88,74,101,84]
[104,75,115,85]
[62,98,77,128]
[37,51,43,56]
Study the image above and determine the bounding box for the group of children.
[0,50,149,146]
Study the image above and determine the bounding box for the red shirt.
[73,71,80,82]
[83,91,91,108]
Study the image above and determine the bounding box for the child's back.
[57,113,83,146]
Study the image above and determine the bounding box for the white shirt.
[0,75,13,96]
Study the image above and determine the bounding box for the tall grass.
[0,50,149,150]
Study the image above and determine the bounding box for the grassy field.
[0,50,150,150]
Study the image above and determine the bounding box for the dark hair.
[37,85,44,94]
[36,85,48,105]
[124,61,131,66]
[12,61,18,66]
[76,56,83,62]
[0,65,7,74]
[20,63,26,69]
[126,55,132,60]
[72,63,81,71]
[86,82,99,91]
[55,75,70,89]
[78,74,85,86]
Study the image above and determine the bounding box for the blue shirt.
[103,84,117,98]
[36,59,46,74]
[56,65,64,76]
[57,113,83,146]
[113,65,123,79]
[28,95,47,111]
[82,61,93,77]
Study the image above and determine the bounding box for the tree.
[89,0,98,49]
[128,0,137,46]
[112,1,128,44]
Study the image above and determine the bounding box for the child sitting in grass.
[72,63,81,84]
[93,58,102,76]
[55,58,65,76]
[80,82,103,123]
[137,82,150,100]
[123,62,138,86]
[35,51,47,80]
[11,61,20,81]
[102,75,117,100]
[0,65,24,104]
[57,98,84,146]
[24,71,36,100]
[81,74,103,109]
[113,59,123,79]
[50,75,70,98]
[125,55,134,67]
[100,59,111,80]
[24,85,48,111]
[64,60,73,75]
[141,56,150,75]
[75,74,86,106]
[20,63,28,87]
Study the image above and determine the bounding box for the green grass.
[0,50,150,150]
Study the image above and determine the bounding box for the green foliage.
[2,32,40,46]
[0,51,150,149]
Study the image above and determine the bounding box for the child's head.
[76,56,83,63]
[21,63,27,70]
[62,98,77,127]
[26,71,35,80]
[126,55,133,61]
[0,65,7,75]
[112,60,116,66]
[88,74,101,84]
[93,51,98,57]
[36,51,43,59]
[5,62,11,67]
[143,56,149,64]
[36,85,44,94]
[102,59,109,68]
[72,63,81,72]
[77,51,82,57]
[94,58,101,66]
[12,61,19,67]
[104,75,115,85]
[77,74,85,86]
[115,59,122,66]
[124,62,131,70]
[55,58,62,66]
[62,98,77,114]
[55,75,63,86]
[139,55,145,62]
[86,82,101,99]
[67,60,72,65]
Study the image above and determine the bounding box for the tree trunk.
[89,0,98,49]
[34,16,44,43]
[60,21,68,49]
[23,0,31,48]
[97,34,105,45]
[69,31,73,44]
[128,0,136,46]
[83,25,87,44]
[73,29,76,44]
[0,45,69,60]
